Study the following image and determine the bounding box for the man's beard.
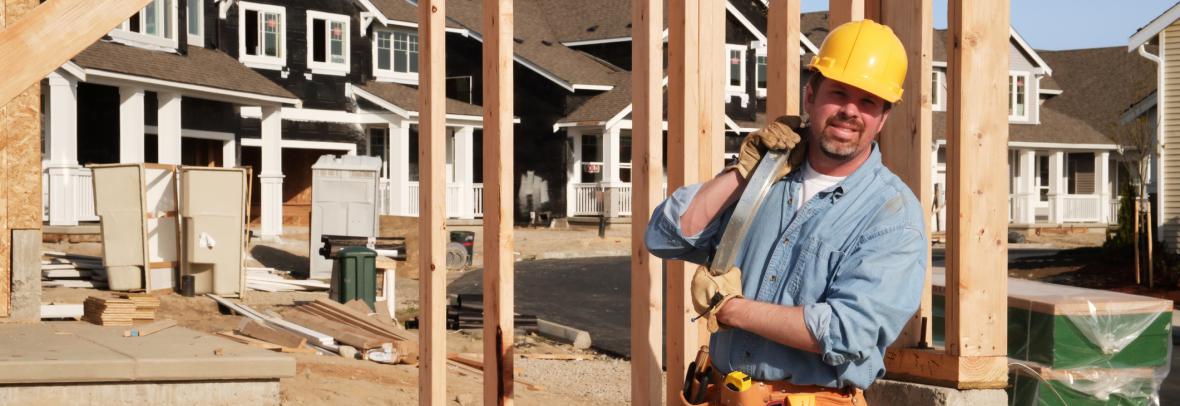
[817,115,865,161]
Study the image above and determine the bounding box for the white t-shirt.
[795,163,846,209]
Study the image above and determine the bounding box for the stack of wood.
[284,298,418,364]
[81,295,159,326]
[41,251,107,289]
[246,267,329,292]
[443,294,538,332]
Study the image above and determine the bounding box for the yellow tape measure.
[723,371,752,392]
[786,394,816,406]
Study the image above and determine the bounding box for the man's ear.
[874,110,891,134]
[803,83,815,106]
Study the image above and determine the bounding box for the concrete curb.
[537,319,592,350]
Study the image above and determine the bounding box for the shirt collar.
[792,142,883,202]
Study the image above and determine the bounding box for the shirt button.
[783,238,790,245]
[768,275,778,282]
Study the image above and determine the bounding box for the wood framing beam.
[482,0,515,404]
[666,0,701,401]
[884,348,1009,389]
[946,0,1009,364]
[765,0,801,118]
[872,0,934,350]
[629,0,663,404]
[698,0,724,177]
[417,0,447,404]
[829,0,865,28]
[0,0,154,106]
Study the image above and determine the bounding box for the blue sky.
[799,0,1178,50]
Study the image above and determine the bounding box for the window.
[619,130,632,183]
[756,55,768,97]
[581,134,602,183]
[113,0,178,49]
[238,2,286,69]
[369,127,389,177]
[374,28,419,82]
[726,45,747,92]
[1008,72,1029,120]
[307,11,349,75]
[931,70,946,111]
[187,0,203,46]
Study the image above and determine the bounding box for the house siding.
[1162,24,1180,251]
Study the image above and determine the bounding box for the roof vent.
[587,25,598,32]
[541,40,553,46]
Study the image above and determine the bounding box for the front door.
[1034,154,1050,220]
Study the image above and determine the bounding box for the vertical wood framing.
[629,0,663,403]
[946,0,1009,361]
[0,0,155,106]
[698,0,725,178]
[873,0,934,350]
[482,0,515,404]
[828,0,865,28]
[417,0,447,404]
[666,0,701,401]
[765,0,801,118]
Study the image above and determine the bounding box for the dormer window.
[238,2,286,70]
[1008,72,1029,120]
[187,0,204,47]
[307,11,350,75]
[374,28,419,82]
[726,45,747,93]
[111,0,179,49]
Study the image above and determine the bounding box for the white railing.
[573,184,604,216]
[616,185,633,216]
[395,181,482,219]
[1059,194,1102,223]
[378,179,392,215]
[42,167,99,225]
[1110,198,1122,225]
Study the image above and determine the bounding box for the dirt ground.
[40,228,635,405]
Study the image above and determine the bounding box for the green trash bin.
[330,246,377,310]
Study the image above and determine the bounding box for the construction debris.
[40,303,83,320]
[81,294,159,326]
[123,319,177,337]
[246,267,329,292]
[41,251,107,289]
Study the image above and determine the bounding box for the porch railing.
[1059,194,1102,223]
[41,167,99,225]
[390,181,482,219]
[572,183,659,217]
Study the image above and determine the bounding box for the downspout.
[1138,43,1163,241]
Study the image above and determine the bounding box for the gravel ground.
[516,358,652,404]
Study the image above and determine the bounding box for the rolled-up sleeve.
[802,225,926,366]
[643,183,727,265]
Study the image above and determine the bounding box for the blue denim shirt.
[644,144,927,390]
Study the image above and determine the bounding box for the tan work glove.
[691,265,743,332]
[734,115,804,179]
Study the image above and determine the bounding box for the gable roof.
[1129,1,1180,50]
[72,41,299,104]
[354,81,484,117]
[359,0,622,90]
[1038,46,1157,139]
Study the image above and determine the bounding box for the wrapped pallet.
[931,275,1171,405]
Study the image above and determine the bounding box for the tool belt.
[701,369,866,406]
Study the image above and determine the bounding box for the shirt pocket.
[785,237,845,304]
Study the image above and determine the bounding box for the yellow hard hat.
[807,19,907,103]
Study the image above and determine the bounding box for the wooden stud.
[698,0,725,178]
[765,0,801,118]
[629,0,663,404]
[418,0,448,404]
[665,0,699,402]
[872,0,935,350]
[946,0,1009,362]
[0,0,154,106]
[482,0,515,404]
[884,348,1009,389]
[828,0,865,28]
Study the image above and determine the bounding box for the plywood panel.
[946,0,1010,359]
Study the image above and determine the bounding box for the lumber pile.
[285,298,418,364]
[41,251,107,289]
[81,294,159,326]
[410,293,537,332]
[930,275,1172,405]
[246,267,329,292]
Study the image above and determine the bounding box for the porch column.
[1019,149,1036,224]
[1096,151,1111,223]
[566,129,583,217]
[119,87,145,163]
[222,139,237,167]
[157,92,182,164]
[46,72,80,226]
[1048,151,1065,224]
[259,105,284,239]
[454,126,475,219]
[389,120,411,215]
[603,126,622,217]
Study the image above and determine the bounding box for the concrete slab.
[0,380,281,406]
[866,379,1007,406]
[0,323,294,384]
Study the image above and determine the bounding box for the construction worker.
[645,20,925,405]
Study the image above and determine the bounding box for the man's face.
[804,78,891,162]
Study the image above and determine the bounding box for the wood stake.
[946,0,1009,362]
[418,0,448,404]
[630,0,663,404]
[482,0,515,403]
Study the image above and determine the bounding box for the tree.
[1110,117,1156,287]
